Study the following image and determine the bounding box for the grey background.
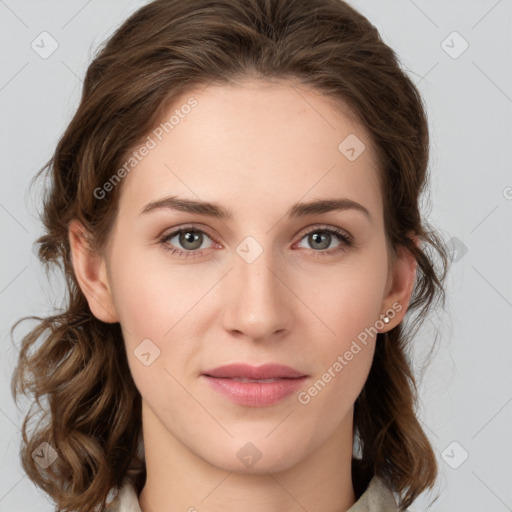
[1,1,511,511]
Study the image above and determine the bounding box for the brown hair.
[11,0,449,510]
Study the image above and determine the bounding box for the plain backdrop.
[1,1,511,511]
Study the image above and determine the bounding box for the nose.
[221,242,293,342]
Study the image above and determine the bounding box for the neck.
[138,401,356,512]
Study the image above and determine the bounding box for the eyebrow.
[139,196,371,221]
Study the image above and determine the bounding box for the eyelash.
[158,225,353,259]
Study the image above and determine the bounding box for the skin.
[69,78,417,512]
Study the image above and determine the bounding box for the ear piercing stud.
[382,315,390,324]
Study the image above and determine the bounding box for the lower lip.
[202,376,307,407]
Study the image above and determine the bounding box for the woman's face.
[79,79,412,473]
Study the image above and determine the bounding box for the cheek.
[107,244,216,390]
[293,245,388,410]
[108,242,210,339]
[109,256,202,416]
[296,245,389,342]
[296,306,377,439]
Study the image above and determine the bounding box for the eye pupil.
[180,230,202,250]
[309,232,330,250]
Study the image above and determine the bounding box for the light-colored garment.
[109,475,400,511]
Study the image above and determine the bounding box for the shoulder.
[349,475,403,512]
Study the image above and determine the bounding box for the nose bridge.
[223,236,291,340]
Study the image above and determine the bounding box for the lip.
[202,363,306,380]
[201,363,308,407]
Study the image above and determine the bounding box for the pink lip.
[201,363,308,407]
[202,363,306,379]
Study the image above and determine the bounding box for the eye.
[295,226,353,256]
[158,224,353,259]
[159,226,216,258]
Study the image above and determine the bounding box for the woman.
[11,0,448,510]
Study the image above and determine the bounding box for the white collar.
[108,475,399,511]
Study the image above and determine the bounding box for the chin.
[202,435,309,475]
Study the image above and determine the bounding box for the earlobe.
[379,242,418,332]
[68,219,119,323]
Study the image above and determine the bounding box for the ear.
[68,219,119,323]
[379,236,418,331]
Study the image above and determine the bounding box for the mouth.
[201,363,308,407]
[201,362,307,380]
[227,377,284,383]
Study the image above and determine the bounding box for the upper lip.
[202,363,307,379]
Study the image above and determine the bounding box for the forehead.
[116,79,383,225]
